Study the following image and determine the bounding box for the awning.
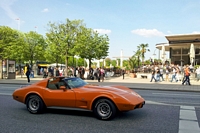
[165,34,200,44]
[38,64,48,67]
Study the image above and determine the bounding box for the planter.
[130,73,137,78]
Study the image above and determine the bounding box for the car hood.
[80,84,133,94]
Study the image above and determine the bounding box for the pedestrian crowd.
[40,66,107,82]
[148,64,200,86]
[42,66,86,79]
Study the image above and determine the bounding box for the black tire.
[93,99,117,120]
[26,95,45,114]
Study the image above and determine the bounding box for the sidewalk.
[0,75,199,92]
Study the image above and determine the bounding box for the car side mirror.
[60,86,66,91]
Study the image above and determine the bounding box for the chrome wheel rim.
[29,98,39,111]
[97,102,111,117]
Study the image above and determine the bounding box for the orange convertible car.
[13,77,145,120]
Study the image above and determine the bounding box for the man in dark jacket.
[26,64,31,83]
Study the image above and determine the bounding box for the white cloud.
[131,29,165,37]
[42,8,49,12]
[192,31,200,34]
[0,0,18,20]
[94,29,111,34]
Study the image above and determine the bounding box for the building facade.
[156,34,200,66]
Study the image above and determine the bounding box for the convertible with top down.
[12,77,145,120]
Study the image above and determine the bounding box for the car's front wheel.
[26,95,45,114]
[93,99,117,120]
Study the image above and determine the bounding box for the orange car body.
[13,77,145,112]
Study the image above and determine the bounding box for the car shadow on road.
[45,108,94,118]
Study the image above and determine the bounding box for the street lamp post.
[35,26,38,32]
[15,18,20,30]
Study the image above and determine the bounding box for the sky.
[1,0,200,61]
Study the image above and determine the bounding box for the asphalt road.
[0,84,200,133]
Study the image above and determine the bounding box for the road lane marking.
[0,93,12,96]
[179,106,200,133]
[152,93,200,97]
[145,100,200,107]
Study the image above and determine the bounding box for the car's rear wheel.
[93,99,117,120]
[26,95,45,114]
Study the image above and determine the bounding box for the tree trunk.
[89,59,92,68]
[65,51,68,77]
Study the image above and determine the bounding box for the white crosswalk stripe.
[179,106,200,133]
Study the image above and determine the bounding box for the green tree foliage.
[129,43,150,69]
[129,50,141,69]
[105,58,111,67]
[46,19,85,76]
[111,60,117,67]
[9,31,26,64]
[74,27,109,68]
[123,60,129,70]
[0,26,22,60]
[23,31,47,68]
[138,43,150,63]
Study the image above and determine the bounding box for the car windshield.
[64,77,88,88]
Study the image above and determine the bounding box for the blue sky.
[1,0,200,60]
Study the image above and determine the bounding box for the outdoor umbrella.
[161,45,166,64]
[49,63,66,67]
[189,43,195,65]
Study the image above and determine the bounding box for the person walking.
[165,68,169,82]
[170,67,177,82]
[196,66,200,81]
[156,68,161,82]
[100,67,105,82]
[159,67,164,81]
[25,64,31,83]
[97,68,100,82]
[122,69,125,79]
[182,65,191,85]
[43,68,47,78]
[176,67,180,82]
[55,67,60,76]
[150,68,156,82]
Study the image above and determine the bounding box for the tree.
[73,28,109,68]
[46,19,85,76]
[138,43,150,64]
[105,58,111,67]
[111,60,117,67]
[45,23,65,64]
[130,49,141,68]
[0,26,22,60]
[123,60,129,69]
[23,31,47,68]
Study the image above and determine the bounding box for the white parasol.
[190,43,195,65]
[161,45,166,64]
[49,63,66,67]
